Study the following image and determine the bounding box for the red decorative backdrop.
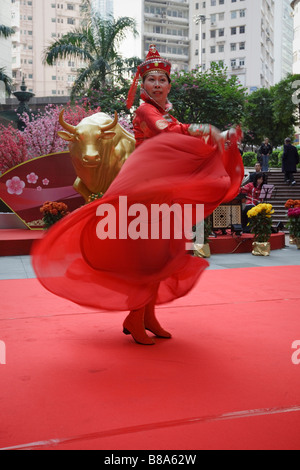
[0,152,85,229]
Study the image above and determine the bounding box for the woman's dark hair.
[253,172,264,187]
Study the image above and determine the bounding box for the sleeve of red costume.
[135,103,190,136]
[240,182,252,195]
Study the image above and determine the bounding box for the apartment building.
[91,0,113,16]
[291,0,300,73]
[190,0,275,93]
[274,0,293,82]
[0,0,13,103]
[143,0,189,72]
[4,0,294,100]
[112,0,189,72]
[11,0,84,97]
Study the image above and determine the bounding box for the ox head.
[58,110,118,167]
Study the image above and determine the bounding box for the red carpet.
[0,265,300,450]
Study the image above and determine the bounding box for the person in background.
[240,172,264,232]
[259,138,272,173]
[242,162,266,185]
[282,137,299,186]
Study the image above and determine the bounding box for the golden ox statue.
[58,110,136,202]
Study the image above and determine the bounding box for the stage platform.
[208,231,285,254]
[0,265,300,450]
[0,229,286,257]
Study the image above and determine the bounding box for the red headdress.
[126,44,172,110]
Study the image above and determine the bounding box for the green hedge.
[242,152,257,167]
[242,150,300,168]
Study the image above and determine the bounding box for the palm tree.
[0,25,14,96]
[0,25,15,38]
[43,13,140,98]
[0,68,13,96]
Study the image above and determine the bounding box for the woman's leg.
[144,287,172,339]
[284,171,290,184]
[123,307,155,345]
[262,155,269,172]
[242,204,254,233]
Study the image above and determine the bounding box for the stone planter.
[289,235,296,245]
[252,241,271,256]
[194,243,211,259]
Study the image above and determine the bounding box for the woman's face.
[257,177,264,186]
[142,73,171,108]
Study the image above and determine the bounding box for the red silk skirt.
[31,133,244,311]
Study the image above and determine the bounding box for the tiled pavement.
[0,235,298,280]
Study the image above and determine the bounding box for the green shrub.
[269,150,282,168]
[242,151,257,167]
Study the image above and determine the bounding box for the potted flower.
[87,192,103,203]
[286,207,300,249]
[247,203,274,256]
[285,200,300,245]
[193,217,212,258]
[40,201,69,229]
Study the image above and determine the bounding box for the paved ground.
[0,235,298,280]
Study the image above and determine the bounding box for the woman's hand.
[189,123,222,149]
[221,126,243,150]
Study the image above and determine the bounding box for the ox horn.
[59,109,76,134]
[100,111,118,132]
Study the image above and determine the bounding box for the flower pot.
[194,243,211,258]
[295,238,300,250]
[289,235,297,245]
[252,241,271,256]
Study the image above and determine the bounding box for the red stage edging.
[208,232,285,254]
[0,229,286,257]
[0,229,43,256]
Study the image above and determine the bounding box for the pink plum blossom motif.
[42,178,50,186]
[27,172,38,184]
[36,186,42,192]
[6,176,26,196]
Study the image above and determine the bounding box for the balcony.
[145,15,189,26]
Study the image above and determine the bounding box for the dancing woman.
[32,45,244,345]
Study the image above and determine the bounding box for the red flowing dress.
[31,100,244,312]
